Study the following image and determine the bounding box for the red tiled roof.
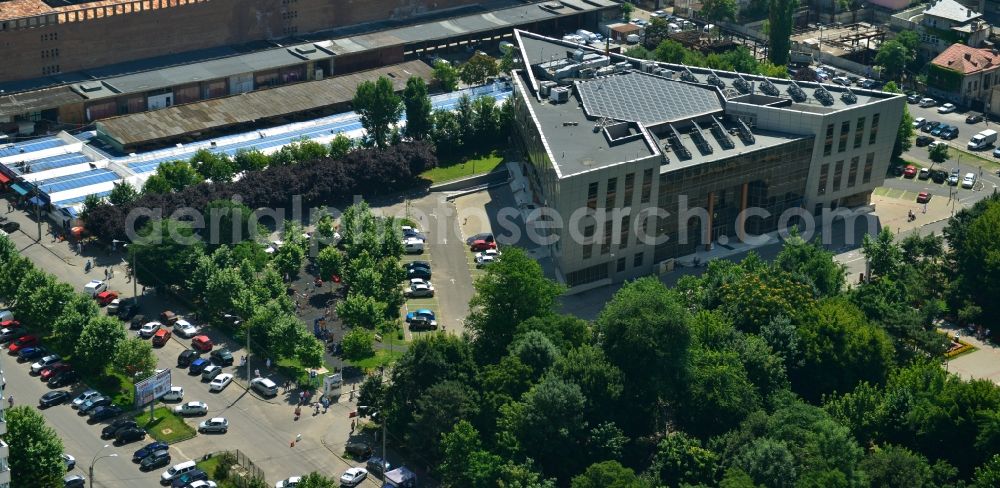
[931,43,1000,75]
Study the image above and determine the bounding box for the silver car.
[198,417,228,433]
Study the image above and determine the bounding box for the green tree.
[206,199,260,246]
[551,345,624,421]
[329,133,354,159]
[131,218,205,289]
[644,17,672,48]
[928,142,950,167]
[403,76,433,141]
[113,337,157,379]
[50,293,99,353]
[654,39,688,63]
[953,201,1000,320]
[342,326,375,361]
[974,454,1000,488]
[296,472,336,488]
[408,380,481,464]
[767,0,798,65]
[6,406,65,488]
[860,444,934,488]
[146,159,203,193]
[466,247,565,363]
[337,293,387,329]
[273,241,305,278]
[620,2,634,19]
[234,148,270,172]
[75,315,128,373]
[701,0,738,33]
[875,40,911,82]
[434,60,460,92]
[883,82,914,158]
[108,181,139,206]
[731,437,798,488]
[508,330,559,380]
[862,227,904,278]
[460,52,499,86]
[651,433,720,486]
[571,461,648,488]
[353,76,403,148]
[439,421,505,487]
[680,348,761,437]
[774,232,846,296]
[15,274,73,335]
[623,45,650,59]
[500,43,516,73]
[190,148,235,182]
[316,246,344,282]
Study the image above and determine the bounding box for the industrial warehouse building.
[510,30,905,288]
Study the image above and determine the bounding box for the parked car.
[78,396,110,415]
[102,418,139,439]
[915,135,933,146]
[95,290,118,306]
[201,365,222,381]
[162,386,184,402]
[152,329,172,347]
[250,377,278,397]
[31,354,62,374]
[409,316,438,331]
[133,441,170,462]
[906,93,920,104]
[919,97,937,107]
[401,225,426,240]
[49,370,80,387]
[942,126,960,140]
[470,239,497,252]
[191,335,213,352]
[0,222,18,233]
[170,469,208,488]
[476,254,497,268]
[918,167,931,180]
[209,373,234,392]
[932,170,948,184]
[178,349,199,368]
[88,405,123,422]
[903,165,917,178]
[139,449,171,471]
[967,114,985,123]
[948,169,960,185]
[160,310,179,325]
[403,237,425,254]
[275,477,302,488]
[345,441,372,459]
[8,334,39,353]
[931,124,948,137]
[139,321,162,339]
[912,117,926,128]
[0,324,25,342]
[921,121,941,133]
[63,453,76,471]
[19,346,47,362]
[39,390,71,408]
[405,309,435,322]
[210,348,233,366]
[188,358,210,374]
[64,475,86,488]
[115,427,146,445]
[186,481,218,488]
[83,279,107,297]
[40,363,72,381]
[198,417,229,433]
[129,314,146,330]
[172,320,198,338]
[831,76,850,86]
[963,172,977,188]
[72,390,100,409]
[173,401,209,416]
[407,267,431,280]
[367,457,391,478]
[938,102,957,113]
[405,281,434,297]
[340,467,368,487]
[117,301,138,321]
[406,260,431,271]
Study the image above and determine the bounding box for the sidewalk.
[940,324,1000,385]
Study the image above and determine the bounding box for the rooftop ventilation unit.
[814,86,834,105]
[841,87,857,104]
[787,81,807,102]
[760,78,780,96]
[733,74,751,94]
[550,86,570,103]
[666,124,692,160]
[736,118,756,145]
[710,116,736,150]
[681,67,698,83]
[707,70,726,89]
[690,124,714,155]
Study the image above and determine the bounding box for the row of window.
[818,153,875,195]
[40,32,59,41]
[281,10,298,20]
[41,48,59,59]
[824,114,879,156]
[585,168,654,210]
[565,252,646,286]
[41,65,60,75]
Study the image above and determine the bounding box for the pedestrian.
[7,395,12,407]
[6,202,10,213]
[299,391,305,405]
[351,419,356,433]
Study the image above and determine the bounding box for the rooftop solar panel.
[577,72,723,126]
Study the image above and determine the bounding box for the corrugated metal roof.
[96,60,434,146]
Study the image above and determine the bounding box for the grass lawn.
[350,348,405,370]
[194,457,237,488]
[134,407,197,444]
[420,151,504,184]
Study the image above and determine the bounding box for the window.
[640,168,653,203]
[833,160,843,192]
[606,177,617,208]
[584,224,595,240]
[587,182,598,209]
[869,113,880,145]
[863,153,874,183]
[566,262,610,286]
[617,257,626,272]
[854,117,865,149]
[582,244,592,259]
[623,173,635,206]
[848,156,859,188]
[601,220,612,255]
[838,120,850,153]
[619,215,630,248]
[633,253,643,268]
[818,163,829,194]
[824,123,834,156]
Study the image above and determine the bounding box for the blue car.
[405,309,435,322]
[188,358,209,374]
[18,346,46,361]
[132,441,169,462]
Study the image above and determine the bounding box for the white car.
[476,249,500,259]
[161,386,184,402]
[139,321,162,338]
[72,390,100,409]
[209,373,234,391]
[912,117,926,128]
[405,279,435,298]
[172,319,198,338]
[187,481,218,488]
[938,103,957,114]
[107,298,121,314]
[962,172,977,188]
[173,401,208,416]
[275,477,301,488]
[83,279,107,297]
[476,254,497,268]
[198,417,228,433]
[340,467,368,487]
[919,98,937,107]
[31,354,61,374]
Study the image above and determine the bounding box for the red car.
[40,363,72,380]
[95,290,119,306]
[903,165,917,178]
[0,320,20,329]
[191,335,213,352]
[917,191,931,203]
[8,335,39,353]
[152,329,172,347]
[470,240,497,252]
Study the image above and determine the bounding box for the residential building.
[927,43,1000,108]
[890,0,991,59]
[511,30,904,289]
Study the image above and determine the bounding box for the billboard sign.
[134,369,172,406]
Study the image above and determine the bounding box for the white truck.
[576,29,600,43]
[968,129,998,150]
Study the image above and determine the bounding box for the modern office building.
[511,30,904,288]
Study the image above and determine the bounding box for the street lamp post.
[89,444,118,488]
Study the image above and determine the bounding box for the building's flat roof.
[517,73,656,178]
[0,0,126,21]
[577,72,724,126]
[96,60,434,147]
[659,126,809,172]
[0,86,83,118]
[923,0,981,23]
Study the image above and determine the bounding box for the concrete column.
[737,182,748,242]
[705,192,714,250]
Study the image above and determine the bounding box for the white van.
[968,129,998,150]
[83,279,107,297]
[919,98,937,108]
[161,460,197,482]
[403,238,425,254]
